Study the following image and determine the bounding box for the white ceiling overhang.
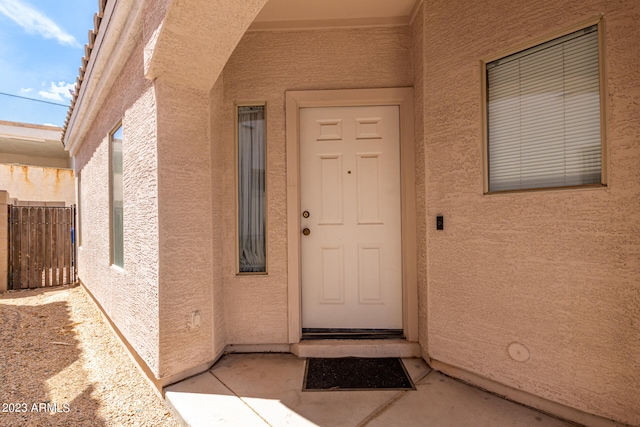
[250,0,420,30]
[64,0,421,159]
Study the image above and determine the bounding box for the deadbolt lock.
[302,211,310,218]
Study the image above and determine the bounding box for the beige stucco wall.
[0,154,68,169]
[411,6,428,356]
[0,164,75,205]
[69,0,417,385]
[71,0,266,381]
[422,1,640,424]
[145,0,268,91]
[138,0,270,380]
[75,35,161,375]
[218,26,413,344]
[209,75,228,355]
[68,1,638,422]
[155,78,217,377]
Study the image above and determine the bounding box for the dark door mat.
[303,357,415,391]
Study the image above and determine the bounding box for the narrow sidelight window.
[237,105,266,273]
[77,171,82,247]
[486,24,603,192]
[111,125,123,267]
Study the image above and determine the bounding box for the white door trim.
[286,88,417,343]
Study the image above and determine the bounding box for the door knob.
[302,211,310,218]
[302,228,311,236]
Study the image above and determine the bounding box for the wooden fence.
[8,206,76,290]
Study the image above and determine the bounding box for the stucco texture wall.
[75,33,220,379]
[411,5,428,355]
[209,75,227,355]
[155,78,217,377]
[145,0,268,91]
[75,36,160,375]
[0,164,75,205]
[140,0,270,379]
[422,1,640,424]
[218,26,413,344]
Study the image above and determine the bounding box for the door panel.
[300,105,402,329]
[319,155,343,224]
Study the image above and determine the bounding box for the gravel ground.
[0,284,180,427]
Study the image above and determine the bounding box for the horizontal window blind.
[487,25,602,192]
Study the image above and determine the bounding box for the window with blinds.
[486,24,603,192]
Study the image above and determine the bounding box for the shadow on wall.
[0,287,106,426]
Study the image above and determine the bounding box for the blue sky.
[0,0,96,126]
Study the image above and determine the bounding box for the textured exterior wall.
[220,27,412,344]
[142,0,271,378]
[209,75,227,355]
[75,36,160,375]
[422,1,640,424]
[0,165,75,205]
[145,0,268,91]
[155,78,216,377]
[71,2,639,421]
[141,0,170,75]
[411,5,428,354]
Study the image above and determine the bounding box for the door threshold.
[301,328,404,340]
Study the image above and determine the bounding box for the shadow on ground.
[0,288,106,426]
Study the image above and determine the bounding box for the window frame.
[109,122,124,268]
[481,17,607,194]
[77,170,82,248]
[235,102,268,276]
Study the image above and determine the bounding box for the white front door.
[300,105,402,329]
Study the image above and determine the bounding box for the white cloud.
[0,0,79,47]
[39,81,74,102]
[20,87,32,93]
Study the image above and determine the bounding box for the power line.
[0,91,69,107]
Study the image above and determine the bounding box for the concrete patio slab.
[366,371,574,427]
[211,353,401,426]
[165,353,578,427]
[165,369,269,426]
[401,357,431,383]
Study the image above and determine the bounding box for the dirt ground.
[0,284,180,427]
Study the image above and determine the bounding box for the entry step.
[291,339,421,358]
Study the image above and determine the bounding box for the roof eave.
[62,0,143,158]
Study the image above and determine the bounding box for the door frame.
[285,87,417,343]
